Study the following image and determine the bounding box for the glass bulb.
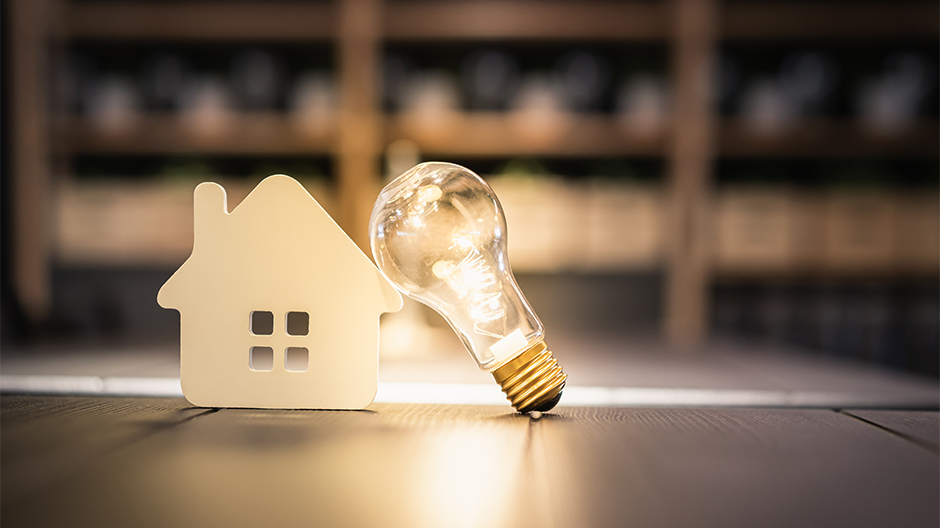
[370,162,566,413]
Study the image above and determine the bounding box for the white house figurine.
[158,175,402,409]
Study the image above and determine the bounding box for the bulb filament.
[433,248,506,339]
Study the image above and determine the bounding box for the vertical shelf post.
[10,0,54,324]
[337,0,382,252]
[664,0,717,346]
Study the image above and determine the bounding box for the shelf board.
[63,1,335,41]
[386,112,667,157]
[59,1,938,43]
[57,114,335,155]
[714,265,939,281]
[58,113,938,159]
[723,2,939,40]
[384,1,667,41]
[719,119,939,158]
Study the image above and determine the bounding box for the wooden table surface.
[2,337,938,527]
[1,396,937,528]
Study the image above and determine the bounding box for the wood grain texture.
[664,0,717,346]
[386,113,666,157]
[336,0,382,250]
[384,1,667,41]
[10,0,53,321]
[4,339,937,409]
[56,116,939,159]
[2,399,937,528]
[64,1,335,41]
[57,114,335,155]
[843,410,939,452]
[0,395,209,501]
[722,2,938,40]
[720,119,939,158]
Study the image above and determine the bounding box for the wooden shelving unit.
[719,119,940,159]
[721,2,938,40]
[61,1,336,41]
[9,0,938,344]
[58,114,336,155]
[57,115,939,158]
[385,114,667,157]
[383,1,668,41]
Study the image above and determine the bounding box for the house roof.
[157,174,402,314]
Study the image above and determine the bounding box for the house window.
[248,310,311,372]
[250,311,274,335]
[249,346,274,371]
[286,311,309,336]
[285,347,309,372]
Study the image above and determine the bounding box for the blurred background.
[3,0,938,377]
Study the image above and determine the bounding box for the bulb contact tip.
[492,340,567,414]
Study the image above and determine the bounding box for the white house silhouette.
[158,175,402,409]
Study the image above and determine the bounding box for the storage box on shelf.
[487,174,663,273]
[584,180,664,271]
[822,191,897,272]
[894,193,940,272]
[55,177,335,266]
[713,188,817,274]
[490,175,585,272]
[56,179,197,266]
[714,188,939,277]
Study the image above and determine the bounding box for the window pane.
[286,311,309,336]
[249,346,274,371]
[285,347,309,372]
[250,311,274,335]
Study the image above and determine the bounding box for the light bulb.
[370,162,567,413]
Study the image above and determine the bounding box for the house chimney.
[193,182,228,244]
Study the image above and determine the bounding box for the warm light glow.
[410,429,521,528]
[370,162,543,372]
[371,162,567,414]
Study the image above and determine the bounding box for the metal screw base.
[492,340,566,414]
